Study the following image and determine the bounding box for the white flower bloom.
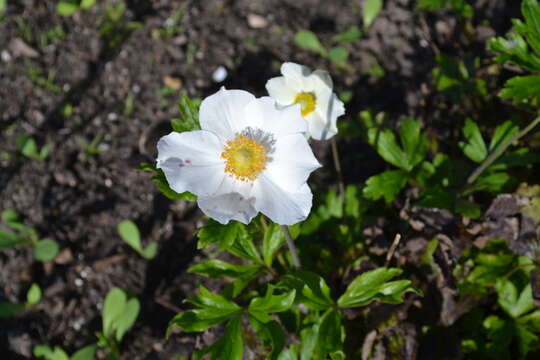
[156,88,321,225]
[265,62,345,140]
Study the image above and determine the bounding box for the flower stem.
[281,225,301,269]
[330,137,345,197]
[466,115,540,187]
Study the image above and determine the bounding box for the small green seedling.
[16,134,53,161]
[0,283,41,318]
[96,288,140,357]
[77,134,104,162]
[56,0,96,17]
[118,220,158,260]
[1,210,59,262]
[293,28,357,67]
[33,344,97,360]
[363,0,383,29]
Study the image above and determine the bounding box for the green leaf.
[363,0,383,29]
[189,259,262,279]
[70,344,98,360]
[496,279,534,319]
[56,1,79,16]
[294,30,327,56]
[459,118,487,163]
[34,345,70,360]
[168,287,241,335]
[0,302,24,318]
[2,209,19,223]
[114,297,140,342]
[248,285,296,323]
[103,288,127,338]
[465,172,510,194]
[142,242,158,259]
[33,239,59,262]
[26,283,41,306]
[521,0,540,56]
[282,271,334,310]
[80,0,97,10]
[363,170,408,203]
[489,33,540,72]
[327,47,349,64]
[299,309,344,360]
[455,198,481,219]
[0,230,23,248]
[500,75,540,103]
[172,95,201,133]
[417,0,445,11]
[16,134,38,159]
[337,268,420,308]
[118,220,142,252]
[399,118,427,169]
[489,121,520,152]
[367,127,409,170]
[263,223,285,266]
[197,220,243,250]
[193,315,243,360]
[227,225,262,263]
[332,26,362,43]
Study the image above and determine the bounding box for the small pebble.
[247,14,268,29]
[212,66,228,82]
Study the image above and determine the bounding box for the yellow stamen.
[294,92,316,117]
[221,134,268,181]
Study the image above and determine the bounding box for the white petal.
[198,192,258,225]
[253,178,313,225]
[245,97,307,137]
[311,69,333,90]
[306,111,337,140]
[199,87,257,139]
[198,176,258,224]
[308,91,344,140]
[281,62,313,92]
[264,134,320,191]
[265,76,297,105]
[156,131,225,196]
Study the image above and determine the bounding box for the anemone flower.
[157,87,321,225]
[265,62,345,140]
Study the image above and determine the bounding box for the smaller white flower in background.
[156,87,321,225]
[265,62,345,141]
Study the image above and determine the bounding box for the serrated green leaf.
[500,75,540,103]
[294,30,327,56]
[33,239,59,262]
[337,268,420,308]
[399,117,427,169]
[363,0,383,29]
[197,220,242,250]
[227,225,262,263]
[118,220,142,252]
[70,344,98,360]
[282,271,333,311]
[521,0,540,56]
[489,121,520,152]
[188,259,261,279]
[172,95,201,133]
[193,315,243,360]
[363,169,408,203]
[489,32,540,72]
[465,172,510,194]
[168,286,241,335]
[367,127,409,170]
[26,283,41,306]
[248,285,296,323]
[327,47,349,64]
[332,26,362,43]
[263,223,285,266]
[299,309,344,360]
[459,118,487,163]
[114,297,140,342]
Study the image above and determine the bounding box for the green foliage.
[362,0,383,29]
[294,30,327,56]
[332,26,362,43]
[34,344,97,360]
[0,210,59,262]
[194,315,243,360]
[16,134,53,161]
[56,0,96,16]
[416,0,473,18]
[118,220,158,259]
[99,1,142,49]
[96,287,140,357]
[171,95,201,133]
[293,29,357,66]
[0,283,41,318]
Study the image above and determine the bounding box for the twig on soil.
[330,137,345,198]
[466,115,540,187]
[155,296,182,313]
[385,234,402,267]
[281,225,301,269]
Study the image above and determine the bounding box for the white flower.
[156,87,321,225]
[265,62,345,141]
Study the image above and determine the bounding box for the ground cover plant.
[1,0,540,359]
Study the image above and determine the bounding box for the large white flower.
[265,62,345,141]
[156,88,321,225]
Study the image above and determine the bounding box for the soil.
[0,0,530,359]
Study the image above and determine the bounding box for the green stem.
[330,137,345,197]
[466,115,540,186]
[281,225,301,269]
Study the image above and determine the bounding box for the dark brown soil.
[0,0,526,359]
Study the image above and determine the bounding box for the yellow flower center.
[294,92,316,117]
[221,134,268,181]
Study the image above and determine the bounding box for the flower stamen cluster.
[294,92,316,117]
[221,134,268,181]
